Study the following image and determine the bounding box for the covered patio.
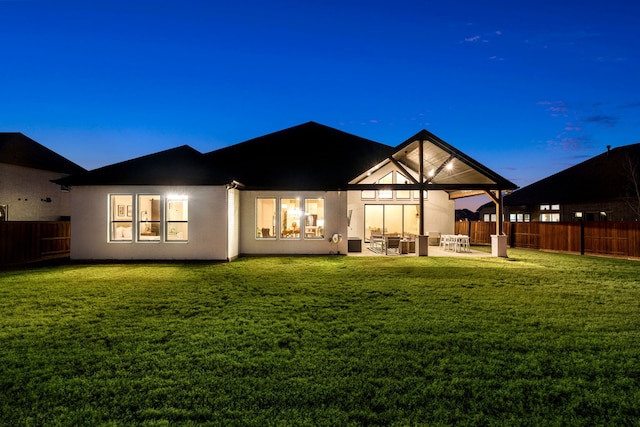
[348,129,517,257]
[348,241,492,257]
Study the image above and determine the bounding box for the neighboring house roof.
[0,132,86,175]
[505,143,640,206]
[205,121,395,190]
[56,145,232,186]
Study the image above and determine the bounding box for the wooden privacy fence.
[455,221,640,258]
[0,221,70,266]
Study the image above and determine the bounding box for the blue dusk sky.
[1,0,639,210]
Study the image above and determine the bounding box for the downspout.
[225,185,230,262]
[224,181,239,262]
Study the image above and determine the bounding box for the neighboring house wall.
[482,200,638,222]
[69,185,229,260]
[0,163,72,221]
[239,190,348,255]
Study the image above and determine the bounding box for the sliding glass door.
[364,204,419,241]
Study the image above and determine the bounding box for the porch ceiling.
[349,129,517,199]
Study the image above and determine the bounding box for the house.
[0,133,86,221]
[478,143,640,223]
[56,122,516,261]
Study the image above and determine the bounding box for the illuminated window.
[138,195,161,241]
[378,172,393,184]
[395,172,411,199]
[361,190,376,200]
[110,194,133,241]
[378,172,393,199]
[304,198,325,239]
[396,190,411,199]
[540,213,560,222]
[378,189,393,199]
[281,198,301,239]
[509,213,527,222]
[412,190,428,200]
[256,198,276,238]
[166,195,188,241]
[483,213,496,222]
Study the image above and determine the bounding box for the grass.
[1,250,639,426]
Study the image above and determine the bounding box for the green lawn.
[1,250,639,426]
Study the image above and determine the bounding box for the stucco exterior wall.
[423,191,455,235]
[0,163,72,220]
[69,185,229,260]
[239,190,348,255]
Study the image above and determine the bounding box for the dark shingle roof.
[206,121,394,190]
[58,122,393,188]
[506,143,640,206]
[57,145,232,186]
[0,132,86,174]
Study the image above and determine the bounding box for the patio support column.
[419,139,425,236]
[485,189,508,257]
[496,190,504,235]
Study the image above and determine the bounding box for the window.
[412,190,428,200]
[361,190,376,200]
[281,198,301,239]
[509,213,528,222]
[166,195,188,241]
[395,172,411,199]
[378,172,393,199]
[110,195,133,241]
[256,198,276,238]
[540,204,550,211]
[540,213,560,222]
[483,213,496,222]
[378,189,393,199]
[304,198,325,239]
[138,195,161,241]
[109,193,189,243]
[403,205,420,236]
[396,190,411,199]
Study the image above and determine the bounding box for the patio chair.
[369,233,384,253]
[384,236,401,255]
